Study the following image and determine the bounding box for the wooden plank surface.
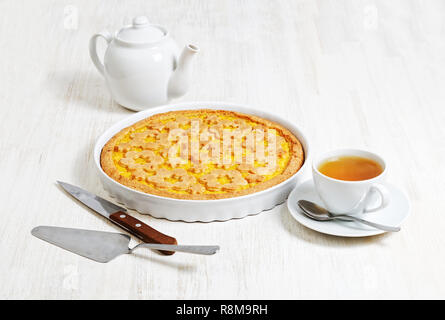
[1,0,444,299]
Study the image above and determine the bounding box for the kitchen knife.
[57,181,177,255]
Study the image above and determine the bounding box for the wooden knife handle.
[110,211,177,255]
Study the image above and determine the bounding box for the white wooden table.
[1,0,445,299]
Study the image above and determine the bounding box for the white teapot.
[89,16,199,111]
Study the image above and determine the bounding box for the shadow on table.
[45,70,129,114]
[130,252,198,271]
[279,205,392,247]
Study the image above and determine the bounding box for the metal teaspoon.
[297,200,400,232]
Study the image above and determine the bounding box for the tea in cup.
[312,149,389,214]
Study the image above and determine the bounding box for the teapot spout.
[168,44,199,99]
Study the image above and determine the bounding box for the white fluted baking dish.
[94,101,310,222]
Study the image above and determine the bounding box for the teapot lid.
[116,16,166,44]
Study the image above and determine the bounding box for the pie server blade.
[31,226,131,263]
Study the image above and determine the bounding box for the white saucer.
[287,179,410,237]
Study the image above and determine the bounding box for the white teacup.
[312,149,390,215]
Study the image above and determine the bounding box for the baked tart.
[101,109,304,199]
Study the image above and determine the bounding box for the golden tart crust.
[101,109,304,200]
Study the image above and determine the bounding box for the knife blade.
[57,181,126,217]
[57,181,177,255]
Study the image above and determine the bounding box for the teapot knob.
[132,16,149,28]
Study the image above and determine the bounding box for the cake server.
[57,181,178,255]
[32,226,219,263]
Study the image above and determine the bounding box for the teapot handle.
[89,31,112,76]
